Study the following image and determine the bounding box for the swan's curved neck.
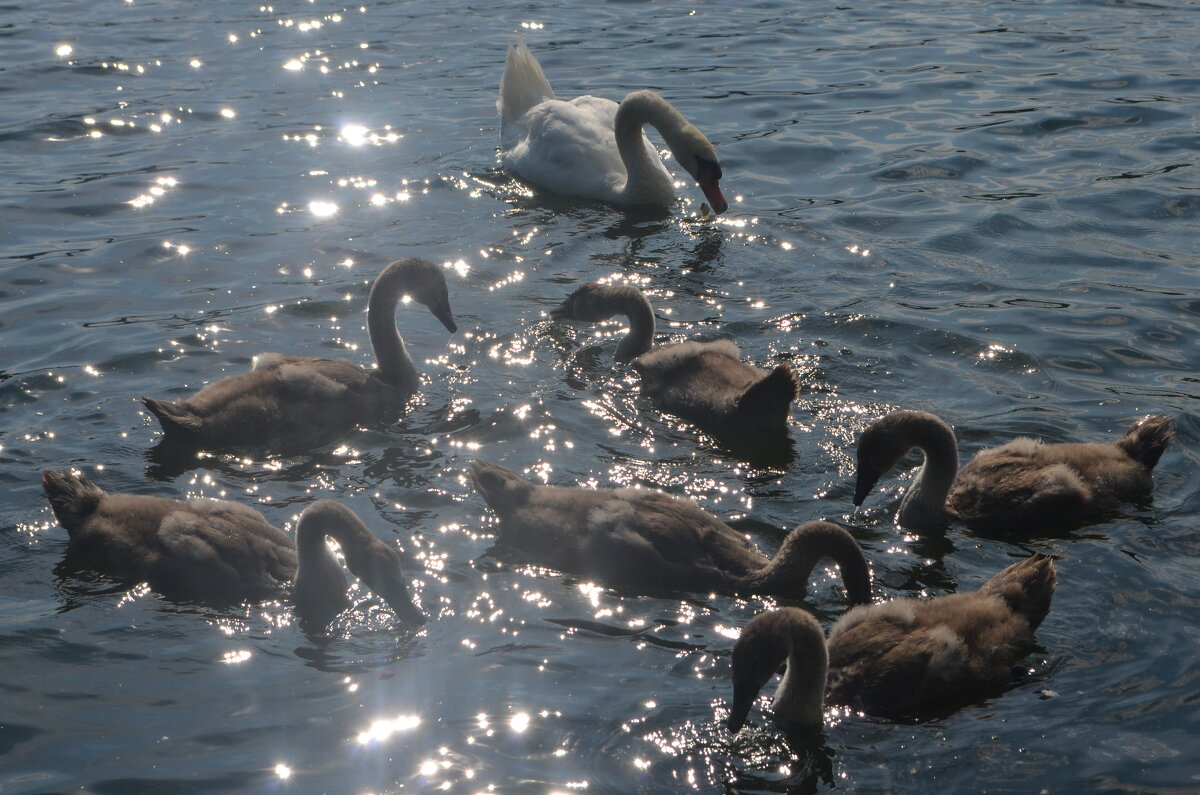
[602,286,656,362]
[614,91,684,206]
[367,269,418,390]
[747,522,871,604]
[899,418,960,529]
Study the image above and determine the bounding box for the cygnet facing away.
[470,460,870,603]
[550,282,798,439]
[40,469,424,628]
[853,411,1172,533]
[729,553,1056,732]
[142,257,456,455]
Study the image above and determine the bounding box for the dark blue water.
[3,0,1199,791]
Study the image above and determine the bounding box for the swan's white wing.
[502,95,666,203]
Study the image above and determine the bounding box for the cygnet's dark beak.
[430,295,457,333]
[469,460,533,513]
[853,466,881,507]
[381,580,426,628]
[469,460,509,505]
[695,157,728,215]
[727,681,757,733]
[549,297,574,320]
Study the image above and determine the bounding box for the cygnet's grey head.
[376,257,457,333]
[853,411,938,506]
[549,282,628,324]
[470,460,536,514]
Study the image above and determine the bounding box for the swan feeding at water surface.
[498,41,728,213]
[470,460,869,602]
[142,257,456,455]
[41,469,424,628]
[550,282,798,439]
[729,554,1056,732]
[853,411,1172,534]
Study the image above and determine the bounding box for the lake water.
[3,0,1199,791]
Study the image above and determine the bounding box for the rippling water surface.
[3,0,1199,791]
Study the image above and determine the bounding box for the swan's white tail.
[498,41,555,123]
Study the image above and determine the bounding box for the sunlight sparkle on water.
[129,176,180,208]
[510,712,530,733]
[356,714,421,745]
[274,763,291,780]
[55,44,73,57]
[221,650,251,664]
[340,123,368,146]
[308,200,338,217]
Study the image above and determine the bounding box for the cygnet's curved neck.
[367,264,419,390]
[614,91,684,206]
[772,617,829,729]
[746,522,871,604]
[603,286,656,362]
[732,609,828,731]
[294,504,352,624]
[898,416,960,529]
[293,501,424,628]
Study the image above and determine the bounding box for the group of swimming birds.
[39,43,1175,734]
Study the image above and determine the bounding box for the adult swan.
[498,41,729,213]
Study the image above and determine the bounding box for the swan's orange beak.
[695,157,728,215]
[699,177,728,215]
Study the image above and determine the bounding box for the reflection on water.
[2,0,1199,791]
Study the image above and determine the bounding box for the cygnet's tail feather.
[1116,414,1173,471]
[141,396,201,439]
[737,365,798,420]
[498,41,554,123]
[41,469,105,534]
[980,553,1056,630]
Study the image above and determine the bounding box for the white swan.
[728,554,1056,731]
[141,257,456,454]
[498,41,728,213]
[853,411,1173,533]
[550,282,797,438]
[470,460,870,602]
[41,469,424,628]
